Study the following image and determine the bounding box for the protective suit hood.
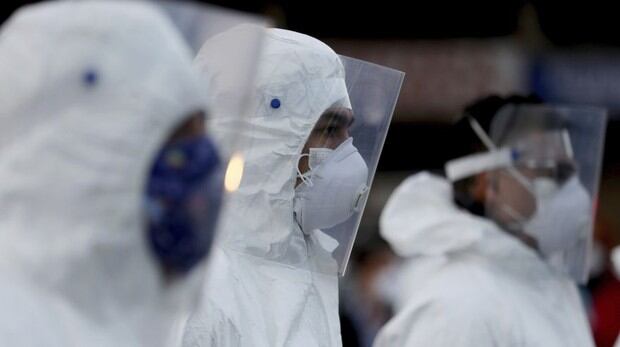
[0,1,206,345]
[380,172,491,258]
[211,27,350,260]
[375,172,595,347]
[380,172,544,269]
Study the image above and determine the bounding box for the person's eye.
[325,126,338,135]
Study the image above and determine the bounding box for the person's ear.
[472,172,489,203]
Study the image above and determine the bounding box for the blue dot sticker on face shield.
[270,98,281,109]
[82,69,98,87]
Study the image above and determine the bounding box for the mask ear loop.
[296,153,313,187]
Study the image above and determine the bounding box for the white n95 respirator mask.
[496,172,592,258]
[293,137,369,234]
[523,175,592,257]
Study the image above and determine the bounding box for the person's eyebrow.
[316,108,354,128]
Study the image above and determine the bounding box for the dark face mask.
[145,136,223,275]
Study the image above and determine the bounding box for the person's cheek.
[318,133,333,148]
[521,186,537,218]
[485,178,503,221]
[344,128,351,139]
[498,174,518,211]
[305,132,323,149]
[505,176,535,218]
[329,130,349,149]
[340,129,350,143]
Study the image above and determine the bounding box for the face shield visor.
[294,56,404,275]
[445,105,606,283]
[145,0,266,276]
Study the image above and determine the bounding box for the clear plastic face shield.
[446,105,607,283]
[155,0,266,54]
[144,1,266,277]
[295,56,404,275]
[156,1,266,158]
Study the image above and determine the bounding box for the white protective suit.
[182,28,351,347]
[0,2,209,346]
[373,172,594,347]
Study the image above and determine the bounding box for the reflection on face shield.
[145,133,222,276]
[510,130,577,184]
[513,161,577,185]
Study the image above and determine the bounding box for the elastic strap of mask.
[499,201,529,229]
[296,153,313,187]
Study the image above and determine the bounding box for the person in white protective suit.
[374,95,605,347]
[183,27,404,347]
[182,27,354,347]
[0,1,225,346]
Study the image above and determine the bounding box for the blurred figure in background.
[340,239,400,347]
[374,95,606,346]
[0,1,225,345]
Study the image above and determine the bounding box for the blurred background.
[3,1,620,346]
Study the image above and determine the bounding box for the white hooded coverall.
[0,2,209,346]
[373,172,595,347]
[182,28,351,347]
